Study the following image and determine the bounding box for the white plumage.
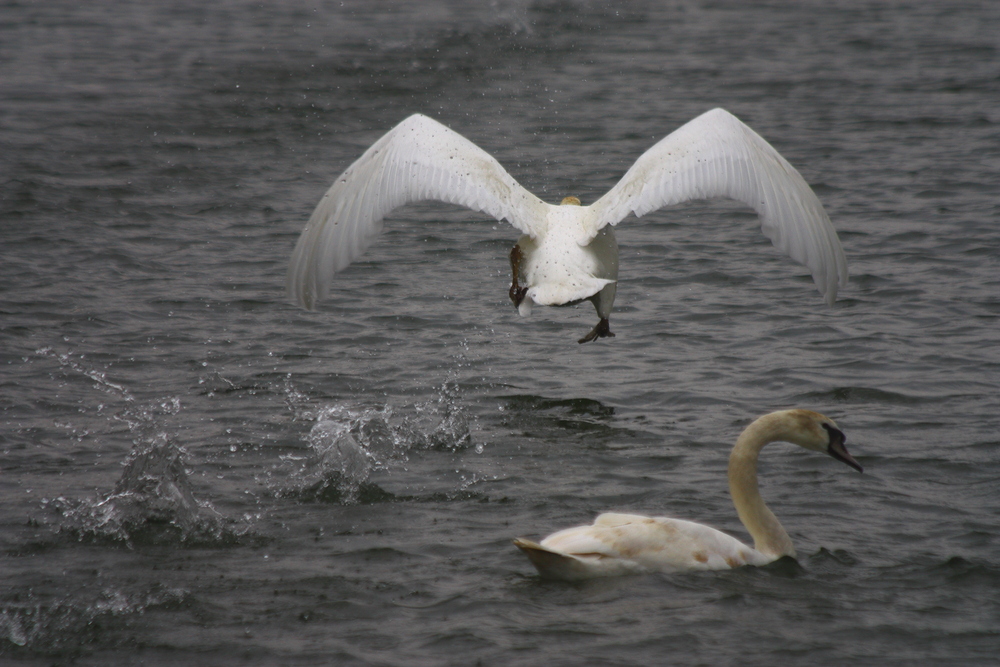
[513,409,863,581]
[287,109,848,342]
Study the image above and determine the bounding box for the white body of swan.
[287,109,848,343]
[513,409,863,580]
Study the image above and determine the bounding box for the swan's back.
[516,512,770,579]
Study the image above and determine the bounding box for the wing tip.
[820,256,849,306]
[285,270,320,311]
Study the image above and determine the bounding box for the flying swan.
[287,109,848,343]
[513,409,862,580]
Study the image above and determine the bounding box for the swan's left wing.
[588,108,847,304]
[287,114,549,309]
[591,513,767,570]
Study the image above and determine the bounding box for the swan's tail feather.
[513,537,593,581]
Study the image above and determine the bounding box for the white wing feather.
[589,108,848,304]
[287,114,548,308]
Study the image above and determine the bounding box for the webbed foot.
[578,318,614,344]
[510,285,528,307]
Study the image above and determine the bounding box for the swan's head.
[560,196,582,206]
[781,409,863,473]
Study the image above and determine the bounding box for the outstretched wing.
[287,114,549,308]
[589,108,848,304]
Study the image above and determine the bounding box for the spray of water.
[35,348,246,547]
[279,378,476,503]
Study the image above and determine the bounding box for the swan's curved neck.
[728,415,796,559]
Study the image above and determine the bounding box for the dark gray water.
[3,1,999,664]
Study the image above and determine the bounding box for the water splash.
[280,380,476,503]
[414,381,475,452]
[285,407,377,504]
[36,346,136,403]
[34,348,249,547]
[34,345,180,447]
[45,433,239,547]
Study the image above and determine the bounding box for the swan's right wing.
[288,114,549,308]
[588,108,847,305]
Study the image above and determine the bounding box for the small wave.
[928,555,1000,584]
[797,385,927,406]
[500,394,615,418]
[496,394,627,443]
[0,584,187,653]
[808,547,860,567]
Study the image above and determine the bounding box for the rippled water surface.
[2,1,999,664]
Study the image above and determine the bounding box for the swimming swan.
[513,409,862,580]
[287,110,848,343]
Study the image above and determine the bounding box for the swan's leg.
[579,287,616,343]
[578,317,614,344]
[508,245,528,307]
